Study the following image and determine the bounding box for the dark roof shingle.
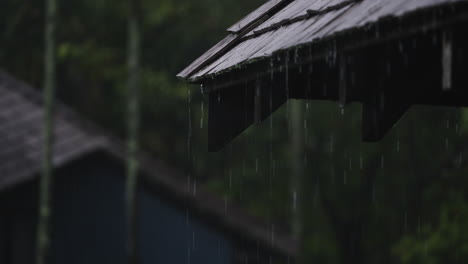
[179,0,468,82]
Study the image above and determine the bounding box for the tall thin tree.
[126,0,142,263]
[37,0,57,263]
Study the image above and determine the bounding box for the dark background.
[1,1,468,263]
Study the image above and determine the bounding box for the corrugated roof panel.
[184,0,467,81]
[227,0,289,33]
[246,0,349,37]
[177,34,237,78]
[191,7,353,79]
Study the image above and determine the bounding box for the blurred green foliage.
[1,1,467,263]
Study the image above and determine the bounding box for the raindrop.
[359,154,363,169]
[381,155,385,169]
[442,31,452,91]
[224,197,228,214]
[193,180,197,196]
[255,158,259,173]
[313,178,320,207]
[294,47,299,64]
[270,59,275,83]
[396,140,400,152]
[217,92,221,102]
[340,107,345,115]
[404,211,408,232]
[285,54,290,99]
[272,159,276,178]
[458,152,463,168]
[292,190,297,211]
[188,90,192,152]
[200,101,204,128]
[331,166,335,184]
[188,242,191,264]
[187,174,191,192]
[192,231,196,250]
[417,216,421,234]
[229,170,232,188]
[271,224,275,244]
[445,137,449,149]
[372,184,376,203]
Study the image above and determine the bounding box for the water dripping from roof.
[359,154,363,170]
[442,31,452,91]
[200,100,204,129]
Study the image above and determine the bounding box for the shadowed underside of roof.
[179,0,468,151]
[179,0,468,82]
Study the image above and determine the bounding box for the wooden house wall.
[0,154,233,264]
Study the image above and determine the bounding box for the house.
[178,0,468,151]
[0,71,297,264]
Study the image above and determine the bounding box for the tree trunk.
[36,0,56,263]
[126,0,141,263]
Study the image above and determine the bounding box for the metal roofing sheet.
[246,0,347,37]
[181,0,467,81]
[227,0,288,33]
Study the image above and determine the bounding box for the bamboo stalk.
[126,0,141,263]
[36,0,56,263]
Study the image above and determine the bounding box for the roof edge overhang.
[183,2,468,87]
[194,3,468,151]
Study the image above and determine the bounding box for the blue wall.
[0,155,233,264]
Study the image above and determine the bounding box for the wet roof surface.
[179,0,466,81]
[0,72,105,189]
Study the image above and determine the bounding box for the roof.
[0,70,297,260]
[179,0,468,82]
[179,0,468,151]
